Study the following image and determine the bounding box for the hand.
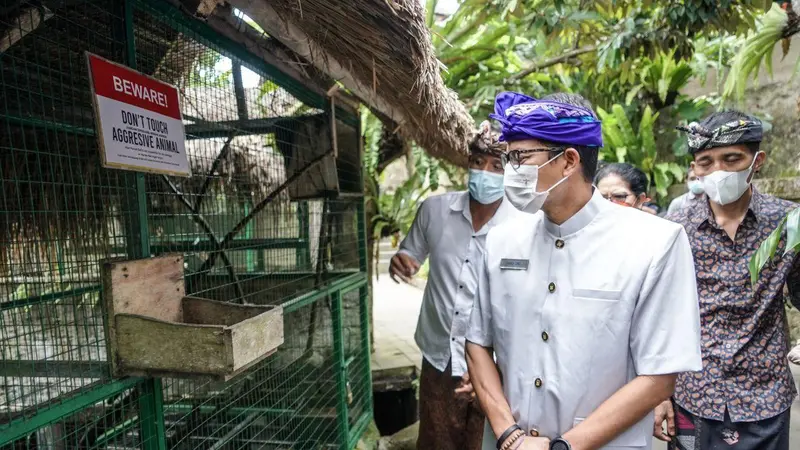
[389,253,419,284]
[788,343,800,365]
[512,436,550,450]
[454,372,476,402]
[653,400,675,442]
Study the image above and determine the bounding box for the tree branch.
[194,131,237,211]
[160,175,246,303]
[509,45,597,82]
[198,148,334,273]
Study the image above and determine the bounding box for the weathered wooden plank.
[182,296,273,326]
[102,255,184,321]
[115,314,232,377]
[230,306,284,371]
[101,255,284,379]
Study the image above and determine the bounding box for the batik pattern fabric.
[669,401,790,450]
[676,119,763,154]
[417,358,484,450]
[666,188,800,422]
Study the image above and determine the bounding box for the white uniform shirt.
[398,191,519,377]
[467,191,702,450]
[667,191,698,215]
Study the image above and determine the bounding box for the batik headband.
[488,91,603,147]
[676,118,763,154]
[469,120,506,158]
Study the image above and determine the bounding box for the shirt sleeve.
[667,195,683,215]
[630,227,703,375]
[466,245,493,348]
[397,199,430,266]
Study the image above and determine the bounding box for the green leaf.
[625,85,643,105]
[611,104,635,148]
[653,166,670,198]
[639,106,658,159]
[784,208,800,256]
[667,162,685,182]
[425,0,438,27]
[615,146,628,162]
[749,218,786,286]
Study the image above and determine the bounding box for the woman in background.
[595,162,650,210]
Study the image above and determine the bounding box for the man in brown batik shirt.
[658,110,800,450]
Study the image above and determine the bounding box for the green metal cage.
[0,0,372,448]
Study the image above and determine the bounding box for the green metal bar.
[91,417,140,448]
[282,272,366,313]
[347,411,373,450]
[184,117,283,139]
[244,203,255,272]
[296,202,310,270]
[164,404,296,415]
[0,360,107,378]
[115,237,307,254]
[0,378,141,445]
[357,284,374,431]
[122,2,165,449]
[330,290,349,450]
[0,114,96,136]
[136,379,166,450]
[0,285,100,311]
[0,271,357,313]
[356,200,368,274]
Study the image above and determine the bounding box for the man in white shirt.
[389,122,519,450]
[666,167,703,215]
[465,92,703,450]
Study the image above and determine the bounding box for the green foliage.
[597,104,685,201]
[750,207,800,285]
[188,50,231,88]
[423,0,772,200]
[723,4,789,101]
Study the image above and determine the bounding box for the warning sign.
[87,53,190,177]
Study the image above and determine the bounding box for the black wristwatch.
[549,437,572,450]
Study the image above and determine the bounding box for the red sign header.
[87,53,182,120]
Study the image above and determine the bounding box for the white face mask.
[700,152,761,206]
[503,153,568,215]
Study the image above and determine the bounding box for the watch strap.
[549,437,572,450]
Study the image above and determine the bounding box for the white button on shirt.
[467,191,703,450]
[398,191,519,377]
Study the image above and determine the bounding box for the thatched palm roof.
[224,0,473,167]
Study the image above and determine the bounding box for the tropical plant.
[420,0,776,200]
[597,104,685,202]
[723,3,794,100]
[750,207,800,284]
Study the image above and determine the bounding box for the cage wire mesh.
[0,0,370,448]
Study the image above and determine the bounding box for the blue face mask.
[688,180,704,195]
[468,169,505,204]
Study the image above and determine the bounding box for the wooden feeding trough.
[101,255,283,379]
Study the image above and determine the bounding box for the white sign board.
[87,53,191,177]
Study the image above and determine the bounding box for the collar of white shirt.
[543,190,606,238]
[449,192,515,234]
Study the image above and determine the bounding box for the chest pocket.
[561,288,623,374]
[568,289,623,334]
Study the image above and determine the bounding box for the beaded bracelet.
[496,424,523,450]
[500,430,525,450]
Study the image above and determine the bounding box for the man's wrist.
[496,424,522,450]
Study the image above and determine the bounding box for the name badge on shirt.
[499,258,529,271]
